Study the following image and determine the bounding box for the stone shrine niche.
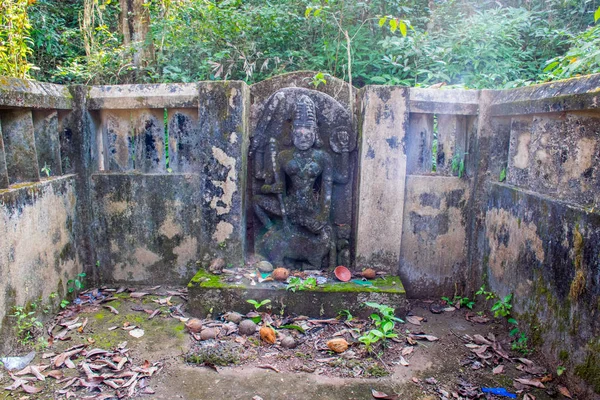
[249,88,357,270]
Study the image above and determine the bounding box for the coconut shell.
[361,268,377,280]
[185,318,203,333]
[272,267,290,281]
[327,338,349,353]
[334,266,351,282]
[259,326,276,344]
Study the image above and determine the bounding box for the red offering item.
[334,266,351,282]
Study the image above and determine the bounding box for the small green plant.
[491,293,513,318]
[246,299,271,311]
[358,302,403,353]
[476,285,495,301]
[286,276,317,292]
[510,328,531,355]
[310,71,327,88]
[557,365,566,376]
[11,306,43,345]
[67,272,86,295]
[60,299,70,309]
[338,309,353,322]
[499,168,507,182]
[218,241,227,249]
[442,295,475,309]
[451,152,467,178]
[41,162,51,177]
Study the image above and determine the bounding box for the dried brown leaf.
[492,365,504,375]
[514,378,545,388]
[558,385,572,398]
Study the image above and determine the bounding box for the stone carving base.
[188,270,407,319]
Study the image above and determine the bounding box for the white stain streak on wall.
[209,147,237,216]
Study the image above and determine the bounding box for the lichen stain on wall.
[0,179,80,331]
[113,246,159,281]
[512,132,530,169]
[485,208,544,298]
[212,220,234,243]
[159,213,183,239]
[209,146,237,216]
[174,237,198,276]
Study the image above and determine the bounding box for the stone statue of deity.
[249,88,356,270]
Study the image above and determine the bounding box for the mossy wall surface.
[485,180,600,396]
[0,176,81,352]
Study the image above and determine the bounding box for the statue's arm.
[333,130,351,184]
[320,153,334,219]
[333,151,350,184]
[260,152,285,194]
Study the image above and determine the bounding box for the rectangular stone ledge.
[88,83,200,109]
[0,174,76,197]
[409,87,480,115]
[0,77,72,109]
[490,73,600,116]
[490,182,599,215]
[188,270,408,319]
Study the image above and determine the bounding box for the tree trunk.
[120,0,154,79]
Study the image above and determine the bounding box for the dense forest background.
[1,0,600,88]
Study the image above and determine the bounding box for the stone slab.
[132,109,167,173]
[0,77,72,109]
[400,175,470,297]
[188,270,407,318]
[506,112,600,208]
[167,108,201,173]
[87,83,199,109]
[0,109,40,184]
[355,86,409,272]
[409,87,480,115]
[199,81,249,265]
[33,110,63,177]
[490,73,600,116]
[91,173,203,285]
[486,182,600,394]
[0,121,8,189]
[406,113,433,174]
[0,175,80,353]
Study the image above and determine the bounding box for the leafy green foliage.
[11,306,43,345]
[67,272,86,295]
[10,0,600,86]
[491,293,513,318]
[246,298,271,311]
[286,276,317,292]
[0,0,33,78]
[358,302,403,352]
[442,295,475,309]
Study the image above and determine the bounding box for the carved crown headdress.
[293,95,317,128]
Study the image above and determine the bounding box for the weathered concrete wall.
[506,112,600,208]
[92,174,202,284]
[400,176,470,297]
[479,77,600,396]
[355,86,409,273]
[485,183,600,396]
[0,176,81,352]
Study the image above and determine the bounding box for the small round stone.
[272,267,290,281]
[200,328,218,340]
[238,319,257,336]
[281,336,297,349]
[225,312,243,324]
[185,318,203,333]
[256,261,274,273]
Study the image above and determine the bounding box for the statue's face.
[293,125,315,151]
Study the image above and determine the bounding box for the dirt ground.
[0,285,580,400]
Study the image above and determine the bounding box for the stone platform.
[188,270,408,319]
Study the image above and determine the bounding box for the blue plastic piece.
[481,387,517,398]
